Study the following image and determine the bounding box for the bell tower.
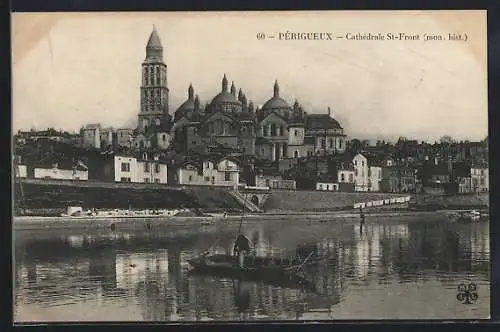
[138,25,170,133]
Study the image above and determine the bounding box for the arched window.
[143,68,148,85]
[148,67,153,85]
[155,66,160,85]
[341,173,345,182]
[271,124,277,136]
[294,150,299,158]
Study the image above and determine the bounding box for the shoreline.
[12,209,473,231]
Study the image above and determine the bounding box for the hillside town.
[13,27,489,197]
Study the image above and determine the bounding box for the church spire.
[248,101,255,113]
[194,95,200,110]
[188,83,194,100]
[231,81,236,97]
[273,80,280,97]
[146,25,163,59]
[222,74,228,92]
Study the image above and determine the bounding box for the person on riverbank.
[359,206,366,234]
[233,233,250,269]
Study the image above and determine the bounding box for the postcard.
[12,10,489,322]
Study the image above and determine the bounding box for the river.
[13,215,490,322]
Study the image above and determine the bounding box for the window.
[321,139,326,149]
[361,161,365,167]
[225,172,231,181]
[294,129,298,136]
[326,185,330,190]
[192,141,196,145]
[355,169,358,176]
[144,178,150,183]
[271,124,277,136]
[155,163,160,173]
[162,134,166,142]
[319,184,323,190]
[354,160,357,166]
[294,151,299,158]
[205,176,210,182]
[339,140,343,149]
[154,178,160,183]
[265,179,270,186]
[341,173,345,182]
[144,162,150,173]
[121,162,130,172]
[189,175,193,182]
[120,177,130,182]
[330,139,334,148]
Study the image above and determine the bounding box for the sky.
[12,11,488,142]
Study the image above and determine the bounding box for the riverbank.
[13,209,461,231]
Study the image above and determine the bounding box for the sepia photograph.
[12,10,489,322]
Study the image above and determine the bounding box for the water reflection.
[14,217,490,321]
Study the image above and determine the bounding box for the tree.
[439,135,455,145]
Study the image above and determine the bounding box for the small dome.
[261,80,291,111]
[175,84,196,120]
[210,91,241,105]
[210,75,241,107]
[262,96,290,110]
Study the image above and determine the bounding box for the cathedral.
[133,27,349,160]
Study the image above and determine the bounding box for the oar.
[286,251,315,273]
[202,237,221,256]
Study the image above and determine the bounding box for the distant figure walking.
[233,233,251,269]
[359,206,366,234]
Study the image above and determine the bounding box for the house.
[471,165,489,193]
[88,151,168,183]
[315,175,339,191]
[353,153,369,191]
[365,155,384,192]
[337,162,355,192]
[135,153,169,184]
[381,166,416,193]
[255,168,296,190]
[15,164,27,178]
[33,161,88,181]
[457,177,473,194]
[168,157,240,188]
[430,163,451,184]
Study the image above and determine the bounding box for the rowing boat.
[188,254,318,291]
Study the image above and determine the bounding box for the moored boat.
[448,209,488,223]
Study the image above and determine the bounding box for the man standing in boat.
[233,233,251,269]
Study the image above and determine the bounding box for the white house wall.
[34,168,88,180]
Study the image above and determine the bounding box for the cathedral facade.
[134,27,349,160]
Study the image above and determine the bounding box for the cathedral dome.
[210,91,240,105]
[261,80,291,111]
[175,84,198,121]
[209,75,242,112]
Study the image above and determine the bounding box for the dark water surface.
[13,216,490,322]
